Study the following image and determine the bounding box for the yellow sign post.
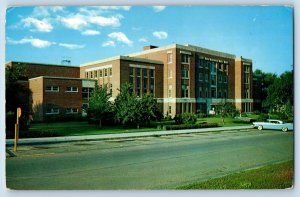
[14,107,21,152]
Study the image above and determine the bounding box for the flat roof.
[80,55,163,67]
[7,61,79,68]
[29,76,96,81]
[127,43,236,59]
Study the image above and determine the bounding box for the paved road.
[6,129,293,189]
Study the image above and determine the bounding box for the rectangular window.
[211,75,216,86]
[94,70,97,78]
[244,74,249,84]
[168,85,172,98]
[143,69,148,78]
[143,78,148,89]
[205,74,208,82]
[168,69,172,78]
[129,76,134,85]
[136,68,141,77]
[199,73,203,81]
[218,91,222,98]
[181,54,189,63]
[167,53,173,64]
[129,67,134,76]
[218,63,222,70]
[211,87,216,98]
[181,65,189,78]
[210,62,216,73]
[150,70,154,78]
[224,91,227,98]
[150,78,154,94]
[199,87,202,98]
[85,72,88,78]
[66,86,78,92]
[66,108,78,114]
[168,106,172,114]
[90,71,93,78]
[224,64,228,71]
[109,68,112,76]
[224,75,228,83]
[99,70,103,77]
[46,108,59,115]
[45,86,59,92]
[137,77,141,88]
[110,84,113,95]
[104,69,108,77]
[181,85,189,98]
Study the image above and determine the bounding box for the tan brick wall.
[29,78,44,121]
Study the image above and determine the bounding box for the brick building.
[6,43,254,120]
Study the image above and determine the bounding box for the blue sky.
[5,6,293,75]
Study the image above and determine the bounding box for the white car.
[252,119,293,132]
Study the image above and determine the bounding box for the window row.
[45,108,78,115]
[45,86,78,92]
[198,74,228,83]
[197,58,228,72]
[129,67,154,78]
[198,87,228,98]
[85,68,113,79]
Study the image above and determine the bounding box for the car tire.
[258,126,263,130]
[282,127,288,132]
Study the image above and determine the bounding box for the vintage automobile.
[252,119,293,132]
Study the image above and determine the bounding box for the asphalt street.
[6,129,294,189]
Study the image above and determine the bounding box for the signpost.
[14,107,21,152]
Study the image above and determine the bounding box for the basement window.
[66,87,78,92]
[46,108,60,115]
[45,86,59,92]
[65,108,78,114]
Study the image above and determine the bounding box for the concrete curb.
[6,126,253,146]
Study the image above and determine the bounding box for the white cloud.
[102,41,116,47]
[108,32,133,46]
[98,6,131,11]
[81,30,101,36]
[32,6,65,17]
[152,6,166,12]
[58,43,85,49]
[90,15,121,27]
[153,31,168,39]
[60,15,88,30]
[139,38,148,42]
[7,37,55,48]
[22,17,53,32]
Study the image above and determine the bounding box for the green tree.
[114,83,160,128]
[264,71,293,119]
[88,84,112,128]
[215,101,238,125]
[6,65,32,132]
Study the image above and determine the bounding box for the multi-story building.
[6,43,254,121]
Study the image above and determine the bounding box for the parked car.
[252,119,293,132]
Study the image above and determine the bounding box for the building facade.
[6,43,254,120]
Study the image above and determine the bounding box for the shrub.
[257,113,269,121]
[197,113,207,118]
[174,113,197,125]
[164,123,218,130]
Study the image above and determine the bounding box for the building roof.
[6,61,79,68]
[80,55,163,67]
[127,43,236,59]
[29,76,96,81]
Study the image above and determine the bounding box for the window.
[168,85,172,98]
[104,69,108,77]
[181,65,189,78]
[199,87,202,98]
[129,76,134,85]
[223,91,227,98]
[211,75,216,86]
[109,84,113,95]
[66,108,78,114]
[168,106,172,114]
[181,85,189,98]
[244,74,249,84]
[94,70,97,78]
[167,53,173,64]
[46,108,59,115]
[168,69,172,78]
[66,86,78,92]
[90,71,93,78]
[224,64,228,71]
[99,70,103,77]
[143,69,148,78]
[199,73,203,81]
[218,75,222,83]
[143,78,148,89]
[211,87,216,98]
[150,70,154,78]
[109,68,112,76]
[205,88,208,98]
[224,75,228,83]
[205,74,208,82]
[136,68,141,77]
[85,72,88,78]
[150,78,154,94]
[129,67,134,76]
[46,86,59,92]
[218,63,222,70]
[137,78,141,88]
[244,88,250,98]
[210,62,216,73]
[244,65,250,73]
[181,54,189,63]
[218,91,222,98]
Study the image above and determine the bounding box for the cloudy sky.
[5,6,293,74]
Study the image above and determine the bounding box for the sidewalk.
[6,125,253,146]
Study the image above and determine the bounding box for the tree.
[6,65,32,131]
[264,71,293,119]
[88,84,112,128]
[215,101,238,125]
[114,83,160,128]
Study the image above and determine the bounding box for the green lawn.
[178,160,294,189]
[29,121,159,137]
[197,117,251,127]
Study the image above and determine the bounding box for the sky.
[5,6,293,75]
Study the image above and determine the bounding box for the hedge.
[163,123,218,130]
